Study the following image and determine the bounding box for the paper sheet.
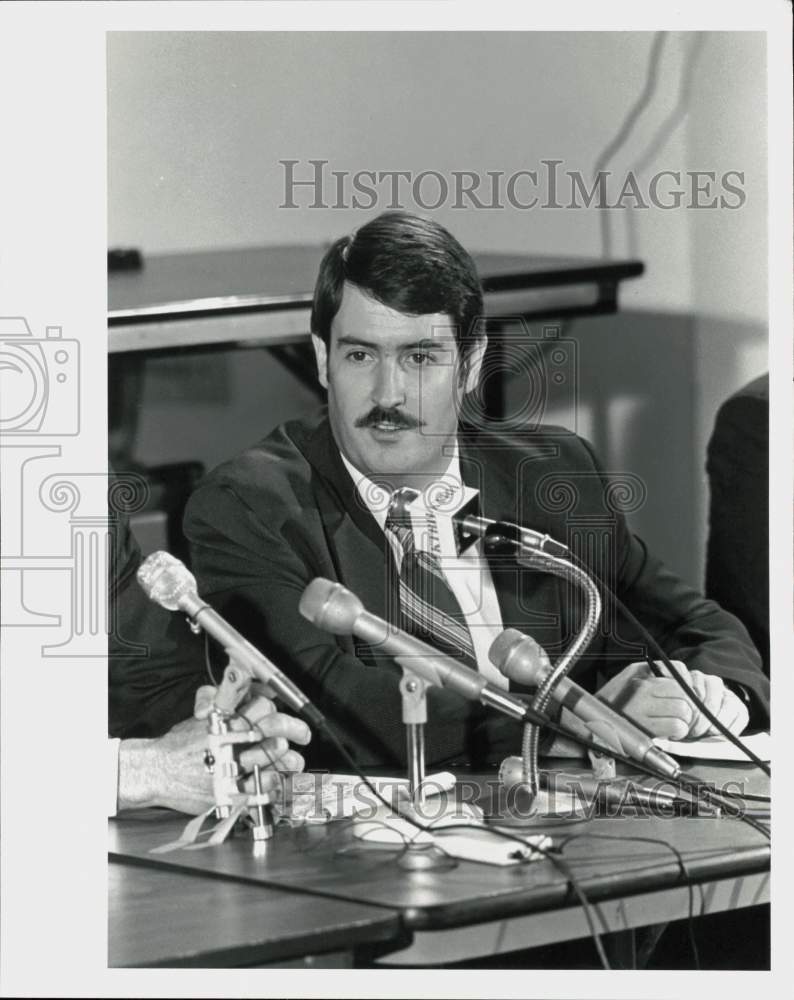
[652,731,770,762]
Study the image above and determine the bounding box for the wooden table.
[109,859,406,968]
[109,762,769,968]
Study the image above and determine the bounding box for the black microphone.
[298,577,547,726]
[137,551,323,726]
[439,493,570,558]
[489,629,681,779]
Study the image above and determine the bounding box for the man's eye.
[408,352,436,366]
[346,350,370,363]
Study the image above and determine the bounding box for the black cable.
[309,716,612,969]
[704,788,770,803]
[675,771,770,840]
[325,811,611,969]
[551,854,611,969]
[226,696,764,968]
[555,830,700,970]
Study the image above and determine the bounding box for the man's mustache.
[355,407,424,430]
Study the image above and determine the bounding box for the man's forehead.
[331,282,456,346]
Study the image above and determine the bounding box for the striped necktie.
[385,487,478,670]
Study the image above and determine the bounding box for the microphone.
[489,629,681,779]
[299,578,547,726]
[435,492,570,558]
[137,551,322,725]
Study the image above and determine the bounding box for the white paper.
[652,731,771,762]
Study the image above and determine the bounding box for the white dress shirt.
[339,447,508,689]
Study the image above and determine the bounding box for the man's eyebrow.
[335,335,453,351]
[334,335,381,350]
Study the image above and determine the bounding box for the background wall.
[108,31,767,588]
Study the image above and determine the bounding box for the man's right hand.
[117,685,311,814]
[596,660,697,740]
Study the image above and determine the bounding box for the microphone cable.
[277,713,619,967]
[554,829,701,970]
[309,711,765,967]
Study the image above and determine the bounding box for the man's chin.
[355,437,423,477]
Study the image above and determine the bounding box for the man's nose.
[371,359,406,409]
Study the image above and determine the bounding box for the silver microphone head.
[299,578,363,634]
[136,550,198,611]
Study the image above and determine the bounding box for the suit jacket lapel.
[301,415,396,628]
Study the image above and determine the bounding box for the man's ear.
[311,333,329,390]
[462,335,487,394]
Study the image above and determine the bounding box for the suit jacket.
[184,410,769,769]
[706,374,769,675]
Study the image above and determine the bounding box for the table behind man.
[184,211,769,771]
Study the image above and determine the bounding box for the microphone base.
[484,784,590,827]
[397,843,459,872]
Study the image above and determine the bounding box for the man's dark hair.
[310,211,485,367]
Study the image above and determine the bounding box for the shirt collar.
[339,444,464,532]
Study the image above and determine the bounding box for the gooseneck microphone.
[489,628,681,779]
[299,578,547,726]
[137,551,324,727]
[452,511,570,558]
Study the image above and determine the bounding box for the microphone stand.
[485,527,602,811]
[399,671,429,808]
[351,666,487,870]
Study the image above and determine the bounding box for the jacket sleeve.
[183,478,512,769]
[575,438,770,727]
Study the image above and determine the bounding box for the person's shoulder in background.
[705,372,769,675]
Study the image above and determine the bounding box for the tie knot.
[385,488,419,551]
[387,487,419,521]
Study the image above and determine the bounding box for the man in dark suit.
[184,212,768,770]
